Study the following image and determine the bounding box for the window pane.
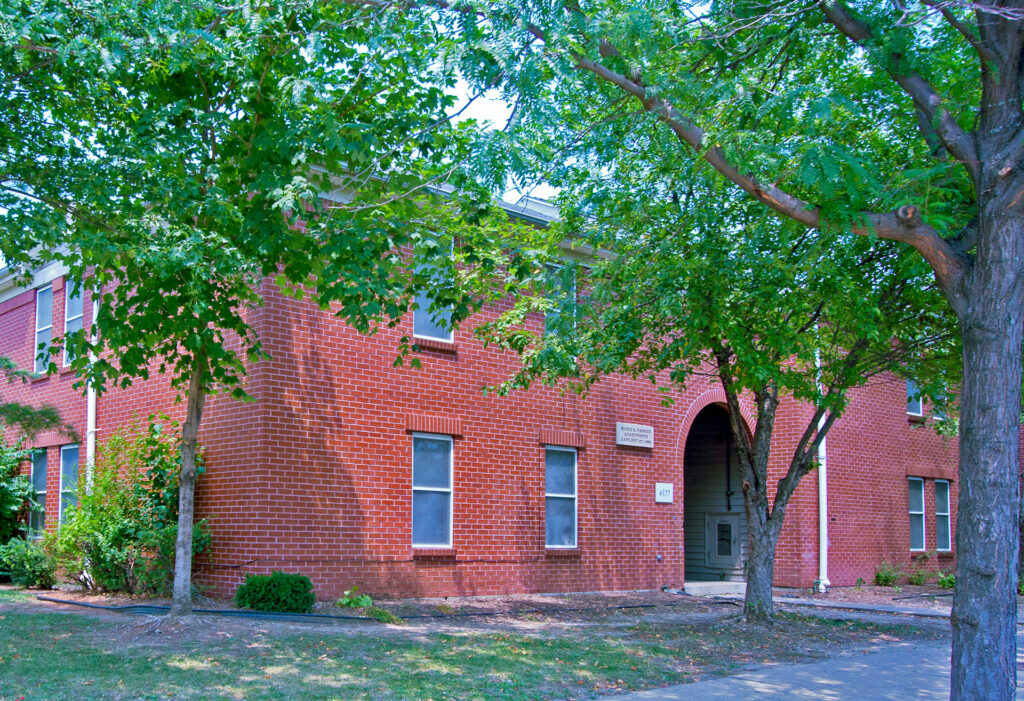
[64,314,83,364]
[36,286,52,330]
[545,497,576,547]
[908,479,924,513]
[66,285,83,320]
[906,379,922,415]
[60,491,77,522]
[31,451,47,492]
[413,437,450,488]
[936,481,950,514]
[937,515,951,551]
[412,490,450,546]
[413,290,452,341]
[545,449,575,495]
[910,514,925,550]
[29,508,45,534]
[35,329,50,372]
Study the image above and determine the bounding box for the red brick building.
[0,208,961,599]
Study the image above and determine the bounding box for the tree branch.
[818,0,980,184]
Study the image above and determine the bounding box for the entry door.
[706,513,741,570]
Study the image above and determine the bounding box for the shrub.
[937,571,956,589]
[0,538,56,588]
[0,439,40,544]
[907,569,930,586]
[336,585,372,609]
[235,571,316,613]
[874,562,902,587]
[50,416,210,594]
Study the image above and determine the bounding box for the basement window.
[936,480,951,552]
[34,284,53,373]
[545,446,577,548]
[909,477,925,551]
[412,434,452,548]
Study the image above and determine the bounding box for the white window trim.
[59,444,79,525]
[544,445,578,549]
[30,449,46,537]
[412,244,455,344]
[909,476,926,552]
[34,284,53,373]
[936,479,952,552]
[411,432,453,548]
[63,281,84,367]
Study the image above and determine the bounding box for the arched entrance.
[683,404,747,582]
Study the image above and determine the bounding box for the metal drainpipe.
[85,297,98,490]
[814,346,830,592]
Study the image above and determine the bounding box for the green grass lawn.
[0,606,940,700]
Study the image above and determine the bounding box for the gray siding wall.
[683,408,748,582]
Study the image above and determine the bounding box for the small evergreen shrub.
[336,586,372,609]
[937,571,956,589]
[874,562,902,587]
[235,571,315,613]
[0,538,56,588]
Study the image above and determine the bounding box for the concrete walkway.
[611,613,1024,700]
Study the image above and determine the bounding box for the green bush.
[0,439,41,544]
[937,571,956,589]
[907,569,930,586]
[0,538,56,588]
[874,562,902,587]
[235,571,316,614]
[50,416,210,594]
[336,585,373,609]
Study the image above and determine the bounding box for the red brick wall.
[0,270,963,599]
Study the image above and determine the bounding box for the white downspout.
[814,345,830,592]
[816,411,830,591]
[85,297,98,489]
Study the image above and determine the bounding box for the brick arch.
[673,388,756,464]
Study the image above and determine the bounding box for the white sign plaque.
[616,422,654,448]
[655,482,674,503]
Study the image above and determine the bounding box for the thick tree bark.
[950,215,1023,700]
[169,351,209,619]
[743,512,781,622]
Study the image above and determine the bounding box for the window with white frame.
[59,444,79,524]
[936,480,952,551]
[412,248,454,343]
[30,449,47,535]
[909,477,925,551]
[34,285,53,373]
[411,434,452,547]
[545,446,577,548]
[63,281,84,366]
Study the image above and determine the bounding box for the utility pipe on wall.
[85,297,98,489]
[814,345,830,592]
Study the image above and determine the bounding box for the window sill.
[545,547,581,558]
[412,548,457,559]
[907,413,926,424]
[412,337,458,354]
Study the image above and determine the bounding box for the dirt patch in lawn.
[776,584,957,610]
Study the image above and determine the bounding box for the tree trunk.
[168,352,208,619]
[744,515,780,622]
[950,214,1023,700]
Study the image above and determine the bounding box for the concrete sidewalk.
[613,638,1024,700]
